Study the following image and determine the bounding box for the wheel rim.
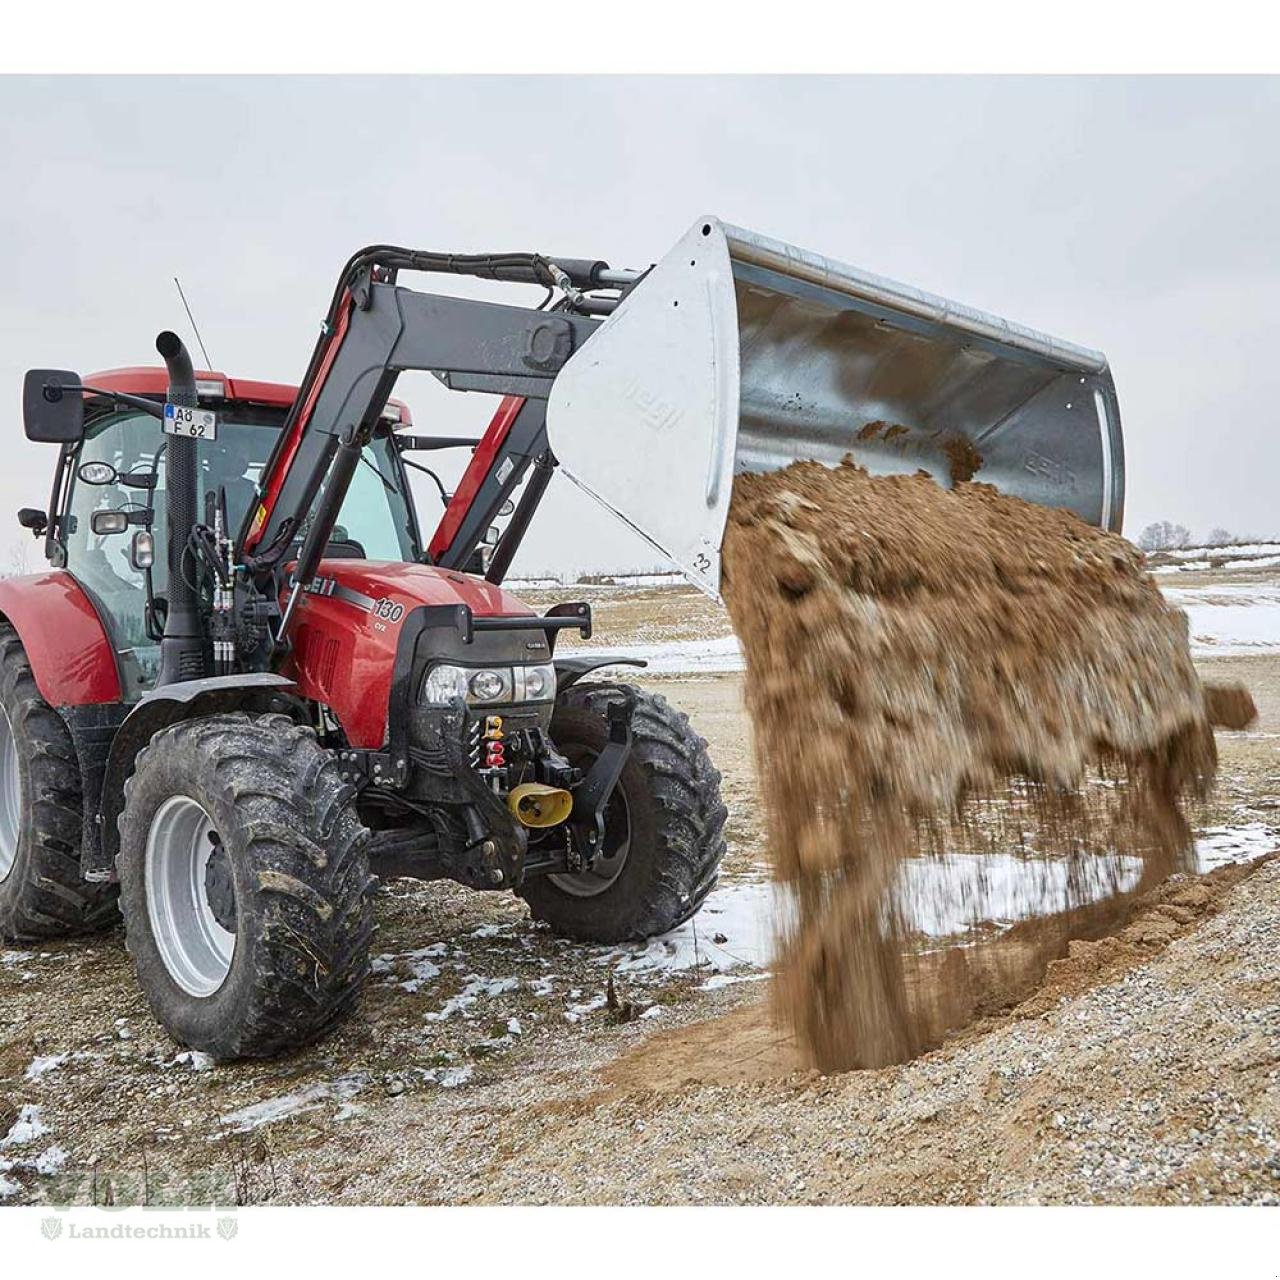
[145,796,236,997]
[547,772,632,899]
[0,706,20,884]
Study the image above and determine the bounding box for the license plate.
[163,403,218,440]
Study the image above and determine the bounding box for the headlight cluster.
[421,662,556,706]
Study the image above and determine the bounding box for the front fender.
[0,571,122,705]
[554,655,647,692]
[86,674,300,881]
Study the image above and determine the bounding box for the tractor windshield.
[62,403,418,697]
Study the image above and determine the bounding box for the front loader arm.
[236,258,602,606]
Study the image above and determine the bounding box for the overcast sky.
[1,75,1276,575]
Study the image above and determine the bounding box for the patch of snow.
[1221,555,1280,572]
[1150,561,1210,575]
[0,951,34,966]
[400,959,442,993]
[1,1105,48,1149]
[374,942,448,990]
[168,1051,215,1072]
[420,1064,473,1088]
[1182,601,1280,655]
[699,972,772,992]
[897,853,1147,935]
[218,1074,369,1133]
[0,1174,18,1200]
[564,994,608,1022]
[639,1005,665,1020]
[606,882,775,976]
[506,1017,522,1036]
[1194,823,1277,869]
[33,1145,67,1176]
[424,993,476,1022]
[584,634,744,675]
[603,822,1276,982]
[508,573,685,591]
[1156,542,1280,562]
[25,1054,69,1081]
[424,974,521,1021]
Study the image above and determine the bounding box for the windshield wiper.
[357,450,397,495]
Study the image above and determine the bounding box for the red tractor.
[4,245,736,1059]
[2,218,1123,1060]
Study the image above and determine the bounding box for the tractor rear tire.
[117,713,374,1060]
[518,682,727,943]
[0,626,118,942]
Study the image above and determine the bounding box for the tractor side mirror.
[23,370,85,444]
[17,508,47,538]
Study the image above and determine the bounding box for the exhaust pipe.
[155,330,208,686]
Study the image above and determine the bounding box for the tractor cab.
[30,368,421,698]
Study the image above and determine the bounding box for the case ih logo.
[621,376,683,434]
[303,578,403,626]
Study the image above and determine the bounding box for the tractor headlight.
[421,664,470,704]
[516,663,555,702]
[420,662,557,706]
[468,668,512,703]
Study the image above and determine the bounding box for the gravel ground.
[0,577,1276,1206]
[470,856,1279,1205]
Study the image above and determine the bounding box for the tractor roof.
[83,367,412,424]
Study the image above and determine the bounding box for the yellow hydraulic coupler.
[508,783,573,829]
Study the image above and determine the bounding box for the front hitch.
[439,699,528,887]
[568,690,634,865]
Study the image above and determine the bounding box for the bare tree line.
[1134,523,1268,552]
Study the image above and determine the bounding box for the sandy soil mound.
[601,854,1269,1094]
[721,458,1253,1071]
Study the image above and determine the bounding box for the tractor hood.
[283,560,537,748]
[295,559,535,622]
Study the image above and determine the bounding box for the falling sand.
[721,457,1255,1073]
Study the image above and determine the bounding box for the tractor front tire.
[117,713,374,1060]
[519,682,727,943]
[0,626,118,942]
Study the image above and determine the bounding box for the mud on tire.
[0,625,118,941]
[519,682,728,943]
[117,713,374,1060]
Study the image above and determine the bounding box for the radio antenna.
[173,276,215,371]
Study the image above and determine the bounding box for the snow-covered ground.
[1160,584,1280,656]
[599,822,1278,984]
[601,634,745,674]
[587,580,1280,674]
[1153,555,1280,575]
[1151,543,1280,563]
[0,1104,66,1201]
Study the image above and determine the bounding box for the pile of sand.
[721,457,1251,1072]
